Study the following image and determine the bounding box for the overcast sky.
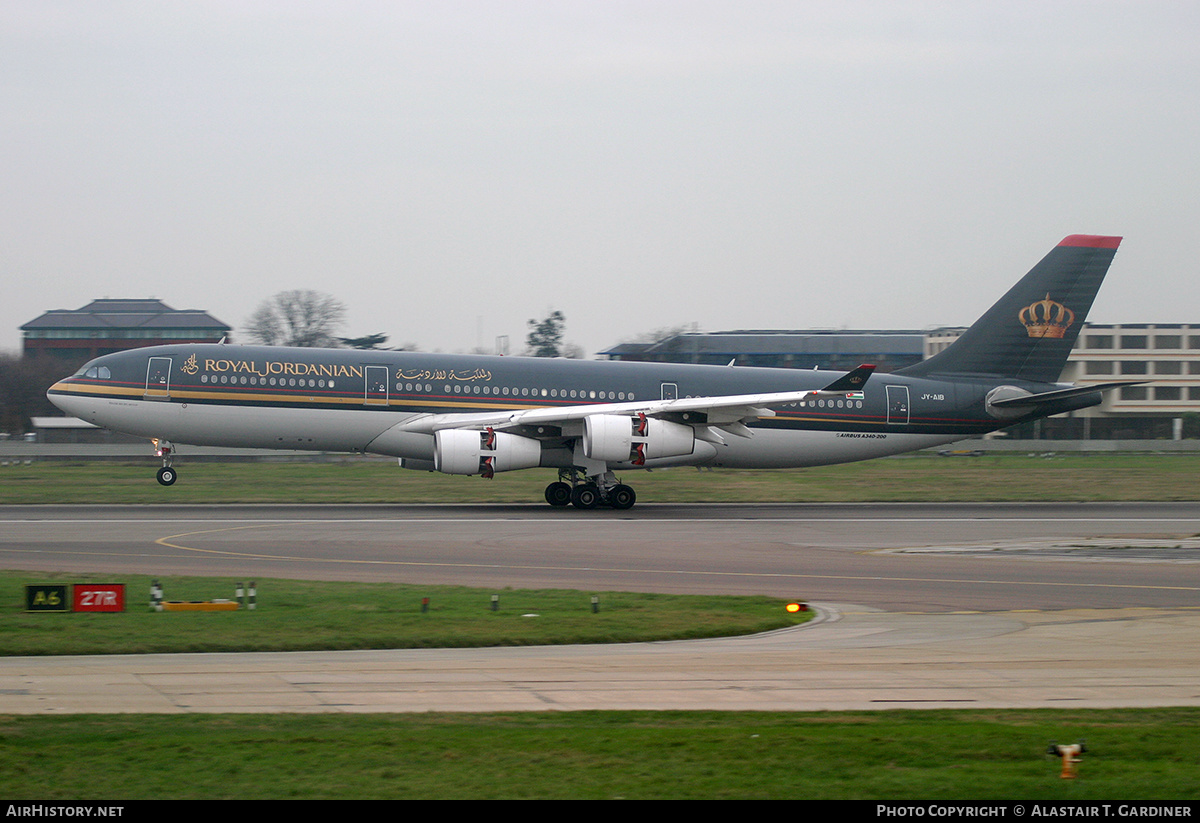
[3,1,1198,358]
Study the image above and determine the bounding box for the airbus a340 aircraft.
[48,235,1137,510]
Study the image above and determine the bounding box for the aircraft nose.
[46,380,96,421]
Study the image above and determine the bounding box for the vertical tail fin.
[896,235,1121,383]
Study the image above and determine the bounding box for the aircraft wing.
[399,364,876,439]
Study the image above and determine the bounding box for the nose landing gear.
[153,439,177,486]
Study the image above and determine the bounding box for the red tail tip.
[1059,235,1122,249]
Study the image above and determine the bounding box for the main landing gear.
[544,469,637,510]
[153,439,177,486]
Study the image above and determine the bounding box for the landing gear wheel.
[544,481,572,507]
[156,467,177,486]
[608,484,636,510]
[571,483,600,509]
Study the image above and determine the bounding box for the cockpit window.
[79,365,112,380]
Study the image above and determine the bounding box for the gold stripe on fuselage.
[49,380,556,413]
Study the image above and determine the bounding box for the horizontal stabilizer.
[988,380,1147,408]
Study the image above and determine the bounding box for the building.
[600,330,926,373]
[604,324,1200,439]
[21,299,231,364]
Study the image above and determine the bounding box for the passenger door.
[144,357,172,401]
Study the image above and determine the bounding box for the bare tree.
[0,352,59,434]
[621,323,699,344]
[245,290,347,348]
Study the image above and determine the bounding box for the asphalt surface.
[1,502,1197,713]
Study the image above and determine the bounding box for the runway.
[1,502,1198,713]
[4,502,1198,610]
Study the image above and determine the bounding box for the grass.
[0,709,1197,799]
[3,452,1200,503]
[3,454,1197,799]
[2,572,811,656]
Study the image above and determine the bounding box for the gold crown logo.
[1018,294,1075,339]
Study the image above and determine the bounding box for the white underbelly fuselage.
[53,392,967,470]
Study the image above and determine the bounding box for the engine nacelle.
[434,429,542,476]
[583,414,633,462]
[583,414,695,464]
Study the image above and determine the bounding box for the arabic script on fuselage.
[396,367,492,382]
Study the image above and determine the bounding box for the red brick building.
[21,299,231,363]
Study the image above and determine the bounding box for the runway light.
[785,601,808,614]
[1047,741,1086,779]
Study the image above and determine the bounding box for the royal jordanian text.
[200,358,363,379]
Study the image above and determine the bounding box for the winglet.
[819,364,876,394]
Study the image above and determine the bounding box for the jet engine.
[434,428,542,476]
[582,413,695,465]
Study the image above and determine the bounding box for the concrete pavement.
[1,603,1195,713]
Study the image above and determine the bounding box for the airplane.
[47,234,1140,510]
